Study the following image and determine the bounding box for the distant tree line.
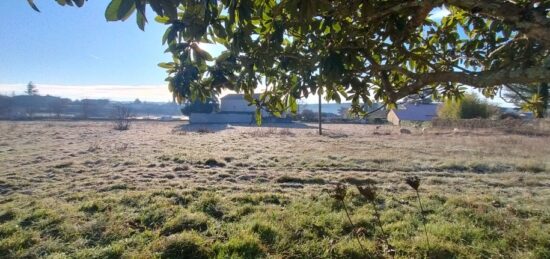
[0,93,181,120]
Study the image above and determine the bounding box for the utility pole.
[318,93,322,135]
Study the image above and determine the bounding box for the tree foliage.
[180,97,219,115]
[503,83,549,118]
[31,0,550,116]
[25,81,38,96]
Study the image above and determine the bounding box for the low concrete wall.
[190,113,254,124]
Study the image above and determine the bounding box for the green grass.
[151,232,212,259]
[1,188,548,258]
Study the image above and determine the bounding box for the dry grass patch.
[0,121,549,257]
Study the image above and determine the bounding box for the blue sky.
[0,1,169,85]
[0,1,179,101]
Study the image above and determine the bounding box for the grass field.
[1,121,549,258]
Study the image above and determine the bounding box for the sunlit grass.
[0,121,549,257]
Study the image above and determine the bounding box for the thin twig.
[370,201,394,259]
[415,189,430,250]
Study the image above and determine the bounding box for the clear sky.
[0,1,177,101]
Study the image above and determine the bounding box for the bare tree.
[24,82,39,119]
[112,105,131,130]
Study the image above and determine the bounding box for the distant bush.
[438,94,498,119]
[111,105,131,130]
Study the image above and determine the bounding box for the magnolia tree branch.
[445,0,550,45]
[502,84,532,104]
[397,65,550,98]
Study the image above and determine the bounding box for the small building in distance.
[364,103,388,124]
[387,103,439,126]
[189,94,291,124]
[366,109,388,124]
[219,94,258,113]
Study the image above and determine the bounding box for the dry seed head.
[356,184,377,201]
[332,183,347,201]
[405,176,420,190]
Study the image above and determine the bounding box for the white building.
[219,94,259,113]
[190,94,283,124]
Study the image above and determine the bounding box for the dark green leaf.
[105,0,136,21]
[27,0,40,12]
[73,0,85,7]
[137,9,146,30]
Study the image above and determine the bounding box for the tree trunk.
[318,93,322,135]
[536,83,549,118]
